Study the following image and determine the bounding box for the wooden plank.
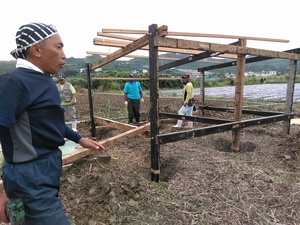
[94,116,136,132]
[86,51,223,64]
[94,116,152,139]
[97,32,138,41]
[93,38,237,59]
[158,114,294,145]
[91,77,181,81]
[101,28,289,43]
[93,38,131,45]
[62,123,150,165]
[154,37,300,60]
[90,34,150,71]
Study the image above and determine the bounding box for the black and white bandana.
[10,22,58,59]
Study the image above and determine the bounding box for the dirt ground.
[59,90,300,225]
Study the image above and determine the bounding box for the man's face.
[59,79,66,84]
[182,77,188,84]
[37,34,66,75]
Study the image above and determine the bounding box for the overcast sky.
[1,0,298,61]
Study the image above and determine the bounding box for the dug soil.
[60,91,300,225]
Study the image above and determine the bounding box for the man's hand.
[124,101,128,106]
[0,193,9,223]
[78,138,106,154]
[141,98,144,103]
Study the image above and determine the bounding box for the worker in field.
[56,73,78,132]
[173,74,195,129]
[123,71,144,123]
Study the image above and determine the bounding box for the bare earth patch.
[59,91,300,225]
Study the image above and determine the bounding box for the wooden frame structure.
[84,24,299,182]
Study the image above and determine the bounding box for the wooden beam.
[93,38,237,59]
[62,123,150,165]
[94,116,151,138]
[154,37,300,60]
[158,114,294,145]
[101,28,289,43]
[97,32,138,41]
[94,116,136,132]
[86,51,223,64]
[199,47,300,72]
[89,34,149,71]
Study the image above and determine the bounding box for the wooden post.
[282,59,297,135]
[231,39,246,152]
[199,70,205,117]
[149,24,160,182]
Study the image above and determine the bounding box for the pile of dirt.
[59,92,300,225]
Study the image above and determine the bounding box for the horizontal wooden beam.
[62,123,150,165]
[97,32,138,41]
[199,47,300,72]
[158,114,294,144]
[89,34,149,71]
[93,38,237,59]
[101,28,289,43]
[91,77,181,80]
[154,37,300,60]
[94,116,137,132]
[198,106,284,116]
[87,51,223,64]
[159,112,232,124]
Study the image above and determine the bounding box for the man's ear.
[27,44,42,58]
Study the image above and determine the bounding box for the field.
[52,91,300,224]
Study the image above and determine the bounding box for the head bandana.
[10,22,58,59]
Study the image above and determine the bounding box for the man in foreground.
[0,22,105,225]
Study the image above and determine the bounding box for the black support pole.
[148,24,160,182]
[86,63,96,137]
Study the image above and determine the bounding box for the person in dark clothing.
[0,22,105,225]
[123,71,144,123]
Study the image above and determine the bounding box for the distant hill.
[1,53,299,76]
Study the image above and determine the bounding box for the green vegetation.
[2,54,300,91]
[61,72,300,93]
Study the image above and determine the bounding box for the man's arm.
[0,193,9,223]
[69,84,76,105]
[124,93,128,106]
[71,93,76,105]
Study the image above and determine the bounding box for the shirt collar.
[16,58,44,74]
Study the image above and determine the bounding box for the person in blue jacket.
[123,71,144,123]
[0,22,105,225]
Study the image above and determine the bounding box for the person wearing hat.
[0,22,105,224]
[123,71,144,123]
[56,73,78,132]
[173,74,195,128]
